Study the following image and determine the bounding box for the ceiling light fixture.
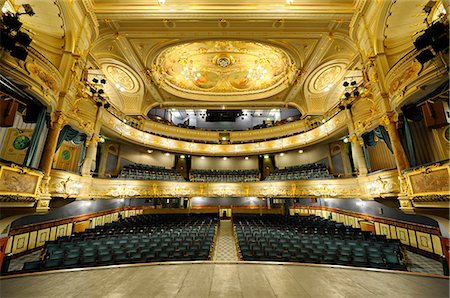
[286,0,294,4]
[223,157,228,160]
[147,149,153,154]
[244,156,249,160]
[157,0,166,5]
[298,149,304,153]
[200,156,205,159]
[280,153,285,156]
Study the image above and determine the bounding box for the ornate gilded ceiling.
[89,0,358,115]
[151,40,297,100]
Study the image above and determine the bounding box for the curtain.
[56,125,87,151]
[23,107,46,167]
[362,145,371,172]
[362,126,393,153]
[403,115,417,167]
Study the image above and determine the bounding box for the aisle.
[213,220,239,261]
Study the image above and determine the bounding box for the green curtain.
[403,115,417,167]
[23,107,46,167]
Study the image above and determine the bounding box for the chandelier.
[247,59,270,82]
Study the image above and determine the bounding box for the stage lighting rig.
[0,4,35,61]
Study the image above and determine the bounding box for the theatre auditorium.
[0,0,449,297]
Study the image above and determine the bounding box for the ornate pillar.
[380,112,410,174]
[37,111,67,212]
[97,142,108,178]
[345,109,368,175]
[81,107,103,176]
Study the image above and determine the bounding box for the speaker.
[432,34,449,52]
[10,46,28,61]
[0,100,18,127]
[421,101,448,129]
[416,49,435,64]
[414,33,433,50]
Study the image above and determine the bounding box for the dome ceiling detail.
[151,40,298,101]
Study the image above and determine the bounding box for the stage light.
[103,102,110,109]
[353,90,360,97]
[92,78,98,83]
[0,30,15,50]
[350,81,357,86]
[343,82,349,87]
[15,31,32,46]
[416,49,435,64]
[10,46,28,60]
[432,34,449,52]
[3,14,22,31]
[22,4,35,16]
[344,92,351,98]
[100,78,106,84]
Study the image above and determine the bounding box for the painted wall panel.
[28,231,37,250]
[396,227,410,245]
[67,223,73,236]
[389,225,397,239]
[49,227,57,241]
[12,233,29,254]
[5,237,13,254]
[432,235,443,255]
[379,223,390,238]
[408,230,418,248]
[416,232,433,253]
[36,228,50,247]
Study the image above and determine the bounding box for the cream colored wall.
[191,156,258,170]
[118,143,175,169]
[274,144,330,169]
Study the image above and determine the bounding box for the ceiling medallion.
[214,54,233,68]
[151,40,297,100]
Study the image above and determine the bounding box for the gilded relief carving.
[152,40,296,99]
[26,63,59,93]
[0,167,40,195]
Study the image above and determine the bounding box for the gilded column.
[380,112,410,174]
[81,106,103,176]
[37,111,67,212]
[345,109,368,176]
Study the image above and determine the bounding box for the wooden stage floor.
[1,262,449,298]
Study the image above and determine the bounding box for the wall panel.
[28,231,37,250]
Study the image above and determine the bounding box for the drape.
[403,115,417,167]
[23,107,46,167]
[362,126,393,153]
[56,125,87,151]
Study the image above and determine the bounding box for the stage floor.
[1,262,449,298]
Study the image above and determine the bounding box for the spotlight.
[96,101,103,107]
[343,82,349,87]
[103,102,110,109]
[22,4,35,16]
[92,78,99,83]
[416,49,435,64]
[10,46,28,60]
[344,92,351,98]
[414,34,433,50]
[353,90,360,97]
[350,81,357,86]
[100,78,106,84]
[423,1,436,13]
[15,31,32,47]
[432,34,449,52]
[98,89,104,94]
[0,31,16,50]
[3,14,22,31]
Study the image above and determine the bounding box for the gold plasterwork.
[151,40,296,100]
[48,169,401,200]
